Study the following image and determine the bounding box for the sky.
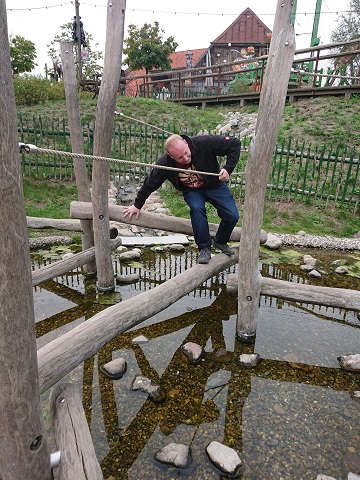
[5,0,350,74]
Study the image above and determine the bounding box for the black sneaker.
[198,247,212,264]
[213,240,235,256]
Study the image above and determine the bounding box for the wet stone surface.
[154,442,192,469]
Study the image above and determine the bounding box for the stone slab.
[120,234,189,246]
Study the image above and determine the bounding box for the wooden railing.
[126,39,360,103]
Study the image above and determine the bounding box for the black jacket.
[134,134,241,209]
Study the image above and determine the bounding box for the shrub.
[13,74,65,105]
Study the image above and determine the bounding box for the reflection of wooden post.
[237,0,295,341]
[0,7,51,478]
[61,40,96,275]
[92,0,126,291]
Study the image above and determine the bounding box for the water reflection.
[33,247,360,479]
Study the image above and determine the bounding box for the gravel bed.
[272,233,360,251]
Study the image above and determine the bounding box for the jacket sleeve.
[216,135,241,175]
[133,155,169,209]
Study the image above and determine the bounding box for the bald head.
[165,135,191,164]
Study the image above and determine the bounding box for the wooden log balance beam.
[27,216,82,231]
[226,274,360,311]
[32,237,122,286]
[50,383,103,480]
[70,201,268,244]
[38,249,239,394]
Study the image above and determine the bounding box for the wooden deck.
[170,85,360,109]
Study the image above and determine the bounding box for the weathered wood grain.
[237,0,296,340]
[60,40,95,274]
[50,383,103,480]
[227,274,360,311]
[0,4,51,477]
[70,201,268,244]
[91,0,126,290]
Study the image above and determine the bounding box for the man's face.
[167,140,191,165]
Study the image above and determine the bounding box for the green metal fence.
[18,114,359,213]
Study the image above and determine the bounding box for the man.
[123,134,240,264]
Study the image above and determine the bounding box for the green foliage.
[330,0,360,78]
[47,22,103,79]
[228,80,252,94]
[13,75,65,105]
[10,35,37,75]
[123,22,178,74]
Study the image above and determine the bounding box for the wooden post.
[50,384,103,480]
[92,0,126,291]
[236,0,296,341]
[60,40,96,275]
[0,2,51,477]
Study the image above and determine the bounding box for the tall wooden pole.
[0,1,51,478]
[92,0,126,291]
[236,0,296,341]
[60,40,96,274]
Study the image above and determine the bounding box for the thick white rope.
[19,143,244,177]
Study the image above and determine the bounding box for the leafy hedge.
[13,74,65,105]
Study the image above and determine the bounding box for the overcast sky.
[6,0,348,74]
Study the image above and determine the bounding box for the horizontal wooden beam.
[70,201,268,244]
[27,216,81,231]
[226,274,360,311]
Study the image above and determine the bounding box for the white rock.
[263,233,282,250]
[100,358,127,379]
[335,266,349,274]
[316,475,337,480]
[206,441,242,476]
[348,473,360,480]
[131,335,149,344]
[155,443,191,469]
[309,269,322,278]
[338,354,360,372]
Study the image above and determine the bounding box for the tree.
[330,0,360,82]
[47,22,103,80]
[123,22,178,74]
[10,35,37,75]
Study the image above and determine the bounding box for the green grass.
[23,178,78,218]
[157,187,359,238]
